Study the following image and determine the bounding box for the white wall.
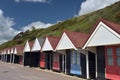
[56,33,76,50]
[86,22,120,47]
[41,38,53,51]
[24,41,30,52]
[31,38,41,51]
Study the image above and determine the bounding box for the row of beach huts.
[0,18,120,80]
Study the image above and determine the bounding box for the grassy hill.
[0,1,120,49]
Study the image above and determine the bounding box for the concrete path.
[0,61,85,80]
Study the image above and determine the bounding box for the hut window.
[107,48,113,66]
[71,50,80,64]
[72,50,76,64]
[116,48,120,66]
[77,53,80,64]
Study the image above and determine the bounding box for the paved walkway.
[0,61,85,80]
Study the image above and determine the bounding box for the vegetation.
[0,1,120,49]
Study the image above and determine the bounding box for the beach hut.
[6,48,11,62]
[1,50,3,61]
[2,50,5,62]
[4,49,7,62]
[23,41,34,66]
[1,50,5,62]
[12,46,24,64]
[10,47,14,63]
[55,31,93,78]
[41,36,59,70]
[3,50,7,62]
[30,38,44,67]
[0,50,1,60]
[83,19,120,80]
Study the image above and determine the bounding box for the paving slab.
[0,61,86,80]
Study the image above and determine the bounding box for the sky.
[0,0,119,44]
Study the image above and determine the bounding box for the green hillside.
[0,1,120,49]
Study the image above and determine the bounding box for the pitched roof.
[0,50,3,54]
[101,19,120,34]
[14,45,24,55]
[4,49,8,54]
[10,46,14,53]
[37,38,45,47]
[7,48,11,54]
[3,49,6,54]
[6,48,10,54]
[91,18,120,35]
[4,48,7,54]
[83,18,120,49]
[29,41,34,50]
[0,50,1,54]
[31,38,45,52]
[47,36,60,50]
[64,31,89,48]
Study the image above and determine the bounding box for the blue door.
[70,50,81,75]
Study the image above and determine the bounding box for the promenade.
[0,62,85,80]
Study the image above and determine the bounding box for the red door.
[53,53,60,71]
[19,56,23,65]
[105,46,120,80]
[40,52,45,68]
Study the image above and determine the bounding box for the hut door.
[40,52,45,68]
[115,47,120,79]
[105,47,116,79]
[88,52,96,79]
[53,53,60,71]
[70,50,81,75]
[62,54,65,73]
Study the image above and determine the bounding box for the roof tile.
[101,19,120,34]
[64,30,89,48]
[29,41,34,50]
[14,46,24,55]
[47,36,60,50]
